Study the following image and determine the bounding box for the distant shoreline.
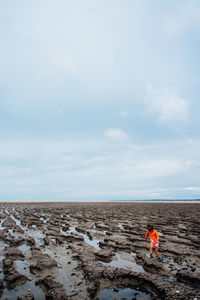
[0,200,200,204]
[110,199,200,202]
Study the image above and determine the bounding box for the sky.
[0,0,200,201]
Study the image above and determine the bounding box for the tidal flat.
[0,202,199,299]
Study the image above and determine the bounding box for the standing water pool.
[98,284,151,300]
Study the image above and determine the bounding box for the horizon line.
[0,199,200,203]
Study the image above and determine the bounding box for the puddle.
[60,227,67,235]
[23,227,45,247]
[5,208,9,215]
[68,226,101,251]
[68,226,77,234]
[158,231,164,237]
[100,252,145,273]
[82,233,101,251]
[1,259,46,300]
[8,210,45,247]
[42,245,72,292]
[7,229,15,236]
[2,280,46,300]
[9,213,27,231]
[29,230,45,247]
[15,260,30,277]
[98,284,151,300]
[18,244,30,255]
[118,224,124,229]
[0,219,5,230]
[0,241,7,252]
[12,208,20,215]
[0,254,5,280]
[39,217,47,224]
[11,216,21,227]
[0,254,5,262]
[50,237,56,243]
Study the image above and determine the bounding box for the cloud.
[135,159,183,178]
[166,0,200,37]
[184,186,200,191]
[0,136,200,200]
[104,128,129,141]
[144,84,190,125]
[0,1,199,201]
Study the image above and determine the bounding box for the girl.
[145,224,160,259]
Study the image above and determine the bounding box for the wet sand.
[0,202,200,299]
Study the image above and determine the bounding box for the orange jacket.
[145,230,159,244]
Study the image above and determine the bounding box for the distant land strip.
[0,199,200,203]
[109,199,200,202]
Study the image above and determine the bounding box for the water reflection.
[69,226,101,251]
[98,285,151,300]
[100,252,145,273]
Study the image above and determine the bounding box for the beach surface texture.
[0,202,200,299]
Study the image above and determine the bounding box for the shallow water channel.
[1,209,149,299]
[100,252,145,273]
[2,281,46,300]
[98,284,151,300]
[63,226,102,251]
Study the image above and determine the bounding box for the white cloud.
[136,159,183,178]
[144,84,190,124]
[104,128,129,141]
[0,1,199,201]
[0,137,200,200]
[166,0,200,37]
[184,186,200,191]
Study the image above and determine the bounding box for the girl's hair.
[147,224,154,231]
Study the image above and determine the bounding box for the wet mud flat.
[0,202,200,300]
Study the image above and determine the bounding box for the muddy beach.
[0,202,199,300]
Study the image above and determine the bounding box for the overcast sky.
[0,0,200,201]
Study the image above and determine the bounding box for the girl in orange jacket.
[145,224,160,259]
